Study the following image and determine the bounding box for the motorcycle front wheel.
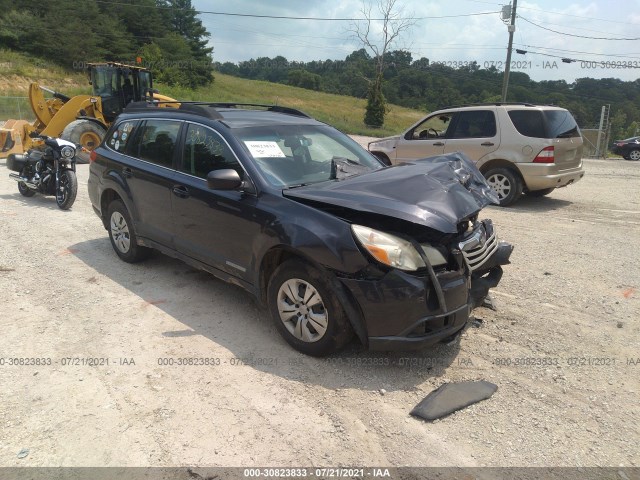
[56,170,78,210]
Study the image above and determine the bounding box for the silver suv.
[368,103,585,206]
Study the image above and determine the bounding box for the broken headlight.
[352,224,425,271]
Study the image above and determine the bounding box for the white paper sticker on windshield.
[244,141,286,158]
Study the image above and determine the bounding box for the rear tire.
[525,187,554,197]
[267,259,353,356]
[61,120,106,164]
[56,170,77,210]
[17,180,35,197]
[484,167,523,206]
[628,149,640,161]
[106,200,152,263]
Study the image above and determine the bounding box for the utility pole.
[501,0,517,102]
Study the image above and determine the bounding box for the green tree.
[350,0,414,127]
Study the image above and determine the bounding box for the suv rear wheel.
[484,167,523,207]
[267,259,353,356]
[629,149,640,161]
[106,200,152,263]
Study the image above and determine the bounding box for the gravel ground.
[0,152,638,468]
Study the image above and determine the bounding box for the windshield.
[91,66,118,98]
[233,124,383,187]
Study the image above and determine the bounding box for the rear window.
[508,110,580,139]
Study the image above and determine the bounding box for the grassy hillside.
[162,74,424,137]
[0,49,423,137]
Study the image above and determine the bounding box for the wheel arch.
[479,159,526,186]
[258,245,369,347]
[370,151,391,166]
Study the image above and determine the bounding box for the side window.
[129,119,182,168]
[409,113,454,140]
[180,123,242,179]
[451,110,496,139]
[508,110,546,138]
[108,120,139,154]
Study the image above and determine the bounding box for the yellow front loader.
[0,63,178,160]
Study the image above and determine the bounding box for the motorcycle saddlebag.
[6,153,28,172]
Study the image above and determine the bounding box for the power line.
[513,49,640,68]
[91,0,499,21]
[516,6,639,25]
[519,16,640,41]
[515,43,640,60]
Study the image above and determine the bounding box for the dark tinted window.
[108,120,139,154]
[181,123,242,178]
[509,109,580,138]
[450,110,496,138]
[130,119,181,167]
[544,110,580,138]
[508,110,546,138]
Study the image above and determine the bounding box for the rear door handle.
[481,142,495,147]
[122,167,133,178]
[433,142,445,147]
[172,185,190,198]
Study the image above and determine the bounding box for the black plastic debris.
[410,381,498,421]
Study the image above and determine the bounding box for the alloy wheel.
[486,173,511,200]
[277,278,328,343]
[110,212,131,253]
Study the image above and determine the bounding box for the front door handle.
[122,167,133,178]
[172,185,190,198]
[481,142,495,147]
[433,142,445,147]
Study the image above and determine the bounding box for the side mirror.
[207,169,242,190]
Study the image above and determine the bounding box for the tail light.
[533,146,554,163]
[89,150,97,163]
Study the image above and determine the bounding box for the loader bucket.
[0,119,30,158]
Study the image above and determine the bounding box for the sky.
[192,0,640,83]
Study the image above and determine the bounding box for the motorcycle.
[6,133,80,210]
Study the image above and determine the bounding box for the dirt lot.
[0,153,638,469]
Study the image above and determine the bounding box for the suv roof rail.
[206,103,312,118]
[123,100,312,119]
[440,102,557,109]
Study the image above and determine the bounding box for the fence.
[0,96,33,123]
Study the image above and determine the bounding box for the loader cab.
[88,63,153,122]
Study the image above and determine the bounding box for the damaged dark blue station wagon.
[88,102,512,356]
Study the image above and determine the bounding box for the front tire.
[628,149,640,161]
[61,120,106,164]
[484,167,523,206]
[106,200,152,263]
[372,152,391,166]
[267,259,353,356]
[55,170,77,210]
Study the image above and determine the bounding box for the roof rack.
[122,100,312,120]
[441,102,556,109]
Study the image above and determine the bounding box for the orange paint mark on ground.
[622,288,635,299]
[58,247,79,255]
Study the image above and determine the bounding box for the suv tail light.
[533,146,554,163]
[89,150,97,163]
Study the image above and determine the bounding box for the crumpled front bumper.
[338,220,513,351]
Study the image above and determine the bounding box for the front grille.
[459,227,498,273]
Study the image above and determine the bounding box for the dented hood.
[283,152,499,234]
